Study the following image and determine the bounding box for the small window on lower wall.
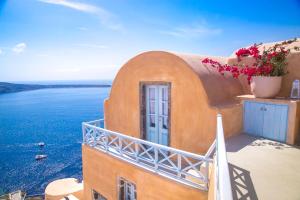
[118,178,137,200]
[92,189,107,200]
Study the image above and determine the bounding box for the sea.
[0,80,111,195]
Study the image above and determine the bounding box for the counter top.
[236,95,300,104]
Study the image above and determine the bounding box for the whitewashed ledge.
[45,178,83,200]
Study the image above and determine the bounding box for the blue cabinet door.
[244,101,288,143]
[244,101,264,137]
[262,104,288,142]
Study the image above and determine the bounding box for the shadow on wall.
[229,163,258,200]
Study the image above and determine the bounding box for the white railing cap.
[216,114,233,200]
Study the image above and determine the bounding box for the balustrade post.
[119,137,123,155]
[104,131,109,152]
[92,128,97,147]
[204,159,209,190]
[135,142,139,162]
[82,123,86,144]
[177,154,182,178]
[154,147,158,172]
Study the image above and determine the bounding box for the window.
[92,190,107,200]
[118,178,137,200]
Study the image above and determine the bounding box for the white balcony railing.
[82,119,214,191]
[215,114,233,200]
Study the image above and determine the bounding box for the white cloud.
[38,0,123,31]
[160,25,222,38]
[12,43,27,53]
[38,0,101,13]
[73,43,108,49]
[0,49,2,55]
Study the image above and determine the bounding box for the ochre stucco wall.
[294,101,300,144]
[82,145,208,200]
[279,52,300,97]
[178,54,244,106]
[216,103,243,139]
[104,51,242,154]
[287,101,300,144]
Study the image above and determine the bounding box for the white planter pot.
[250,76,282,98]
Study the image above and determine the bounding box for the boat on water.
[37,142,45,147]
[35,155,47,160]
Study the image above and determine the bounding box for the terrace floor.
[226,134,300,200]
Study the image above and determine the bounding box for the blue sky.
[0,0,299,82]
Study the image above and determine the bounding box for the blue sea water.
[0,87,110,195]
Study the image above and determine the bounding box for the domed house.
[104,51,244,155]
[46,39,300,200]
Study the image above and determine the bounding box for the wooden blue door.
[244,101,288,142]
[262,104,288,142]
[244,101,264,137]
[145,85,169,146]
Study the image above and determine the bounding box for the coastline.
[0,82,111,95]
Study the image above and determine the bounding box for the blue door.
[262,104,288,142]
[145,85,169,146]
[244,101,264,137]
[244,101,288,142]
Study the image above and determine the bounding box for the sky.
[0,0,299,82]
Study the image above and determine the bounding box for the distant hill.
[0,82,111,94]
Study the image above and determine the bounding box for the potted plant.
[202,38,299,98]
